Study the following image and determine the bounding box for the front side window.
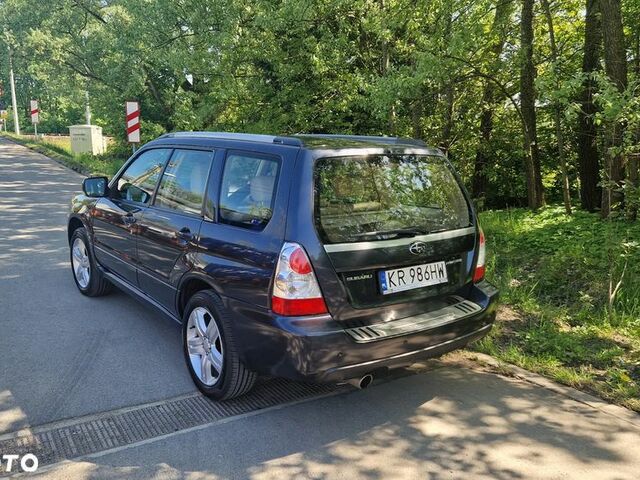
[115,149,172,204]
[154,149,214,215]
[315,154,471,244]
[219,153,279,229]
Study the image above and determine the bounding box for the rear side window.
[219,153,279,230]
[315,154,471,244]
[115,149,172,204]
[154,149,214,216]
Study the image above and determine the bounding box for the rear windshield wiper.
[350,227,428,241]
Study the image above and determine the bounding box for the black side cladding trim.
[101,270,181,324]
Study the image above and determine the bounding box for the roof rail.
[294,134,426,147]
[159,131,303,146]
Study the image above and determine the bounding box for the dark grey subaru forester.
[68,132,498,399]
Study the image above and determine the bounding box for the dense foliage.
[1,0,639,212]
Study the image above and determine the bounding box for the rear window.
[315,154,471,244]
[219,153,279,230]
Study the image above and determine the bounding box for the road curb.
[459,351,640,429]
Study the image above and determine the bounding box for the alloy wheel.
[71,237,91,289]
[186,307,224,386]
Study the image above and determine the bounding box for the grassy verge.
[477,206,640,411]
[0,131,125,176]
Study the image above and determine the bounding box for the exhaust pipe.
[347,373,374,389]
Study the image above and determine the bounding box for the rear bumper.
[318,322,492,382]
[225,280,498,383]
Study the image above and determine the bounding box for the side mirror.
[82,176,108,197]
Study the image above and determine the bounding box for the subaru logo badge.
[409,241,427,255]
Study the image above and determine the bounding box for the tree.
[472,0,514,200]
[600,0,628,217]
[576,0,602,212]
[520,0,544,209]
[0,0,636,218]
[541,0,572,215]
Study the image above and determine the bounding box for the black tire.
[182,290,257,400]
[69,227,112,297]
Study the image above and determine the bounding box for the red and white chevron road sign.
[125,101,140,143]
[30,100,39,124]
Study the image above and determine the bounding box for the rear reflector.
[473,228,486,283]
[272,297,328,316]
[272,242,328,316]
[473,264,486,283]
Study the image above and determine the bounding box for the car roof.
[153,131,442,154]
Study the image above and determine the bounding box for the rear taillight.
[272,242,328,316]
[473,227,486,283]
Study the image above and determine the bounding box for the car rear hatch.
[314,152,478,322]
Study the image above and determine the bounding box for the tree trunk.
[600,0,628,218]
[379,0,395,134]
[577,0,602,212]
[632,28,640,220]
[635,19,640,78]
[472,90,494,200]
[411,98,423,140]
[441,83,454,155]
[628,154,639,220]
[520,0,544,209]
[541,0,571,214]
[440,5,455,155]
[472,0,513,201]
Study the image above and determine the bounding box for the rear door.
[312,152,476,317]
[196,149,288,309]
[136,148,215,312]
[92,148,172,285]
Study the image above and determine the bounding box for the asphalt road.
[1,137,639,479]
[0,137,196,436]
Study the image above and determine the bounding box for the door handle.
[176,227,193,242]
[122,214,136,225]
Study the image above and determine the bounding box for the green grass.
[1,132,125,176]
[476,206,640,411]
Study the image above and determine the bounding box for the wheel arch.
[177,273,222,319]
[67,215,88,244]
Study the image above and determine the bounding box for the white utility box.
[69,125,105,155]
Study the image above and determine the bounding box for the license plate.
[378,261,448,295]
